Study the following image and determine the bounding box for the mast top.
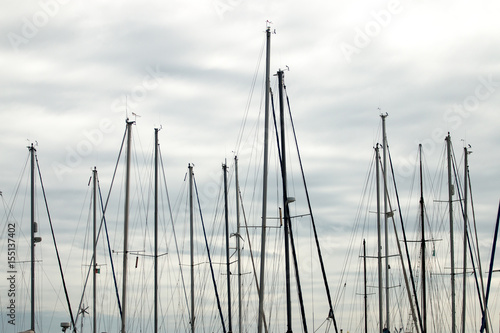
[27,141,38,151]
[265,21,276,34]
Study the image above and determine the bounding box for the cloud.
[1,0,500,332]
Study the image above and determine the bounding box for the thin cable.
[35,155,76,331]
[387,146,423,333]
[159,148,191,317]
[235,36,266,153]
[193,175,227,332]
[285,85,339,333]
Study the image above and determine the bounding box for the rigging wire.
[234,35,266,154]
[273,78,307,333]
[74,125,127,329]
[193,174,227,333]
[387,145,423,333]
[451,146,491,332]
[333,149,376,307]
[34,154,76,331]
[467,156,489,326]
[285,83,339,333]
[0,152,32,329]
[0,152,29,232]
[159,147,191,324]
[239,188,270,333]
[480,201,500,333]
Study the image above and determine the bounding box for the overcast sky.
[1,0,500,332]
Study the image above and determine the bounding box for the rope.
[35,155,76,331]
[480,201,500,332]
[239,188,270,333]
[193,174,227,333]
[387,146,423,333]
[76,125,128,329]
[451,149,487,329]
[468,161,488,324]
[99,184,122,318]
[159,147,191,319]
[284,85,339,333]
[235,36,266,154]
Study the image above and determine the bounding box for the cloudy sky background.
[1,0,500,332]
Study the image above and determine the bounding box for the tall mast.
[257,25,272,333]
[29,143,36,332]
[446,133,456,333]
[278,69,293,333]
[419,144,427,333]
[376,145,383,333]
[121,119,134,333]
[189,164,195,333]
[93,167,97,333]
[223,162,233,333]
[381,113,390,332]
[461,146,469,333]
[235,156,242,333]
[154,128,159,333]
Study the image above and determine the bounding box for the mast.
[446,133,456,333]
[363,239,368,333]
[235,156,242,333]
[189,164,195,333]
[93,167,97,333]
[461,146,469,333]
[278,69,293,333]
[419,144,427,333]
[376,145,383,333]
[154,128,159,333]
[277,69,308,332]
[381,113,390,332]
[121,119,134,333]
[223,162,233,333]
[29,143,36,332]
[257,25,271,333]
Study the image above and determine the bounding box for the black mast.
[154,128,159,333]
[30,143,36,332]
[419,144,427,333]
[278,69,308,333]
[223,162,233,333]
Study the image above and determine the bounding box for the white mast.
[446,133,456,333]
[257,25,272,333]
[363,239,368,333]
[235,156,242,333]
[121,119,134,333]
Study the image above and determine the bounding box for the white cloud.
[1,0,499,332]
